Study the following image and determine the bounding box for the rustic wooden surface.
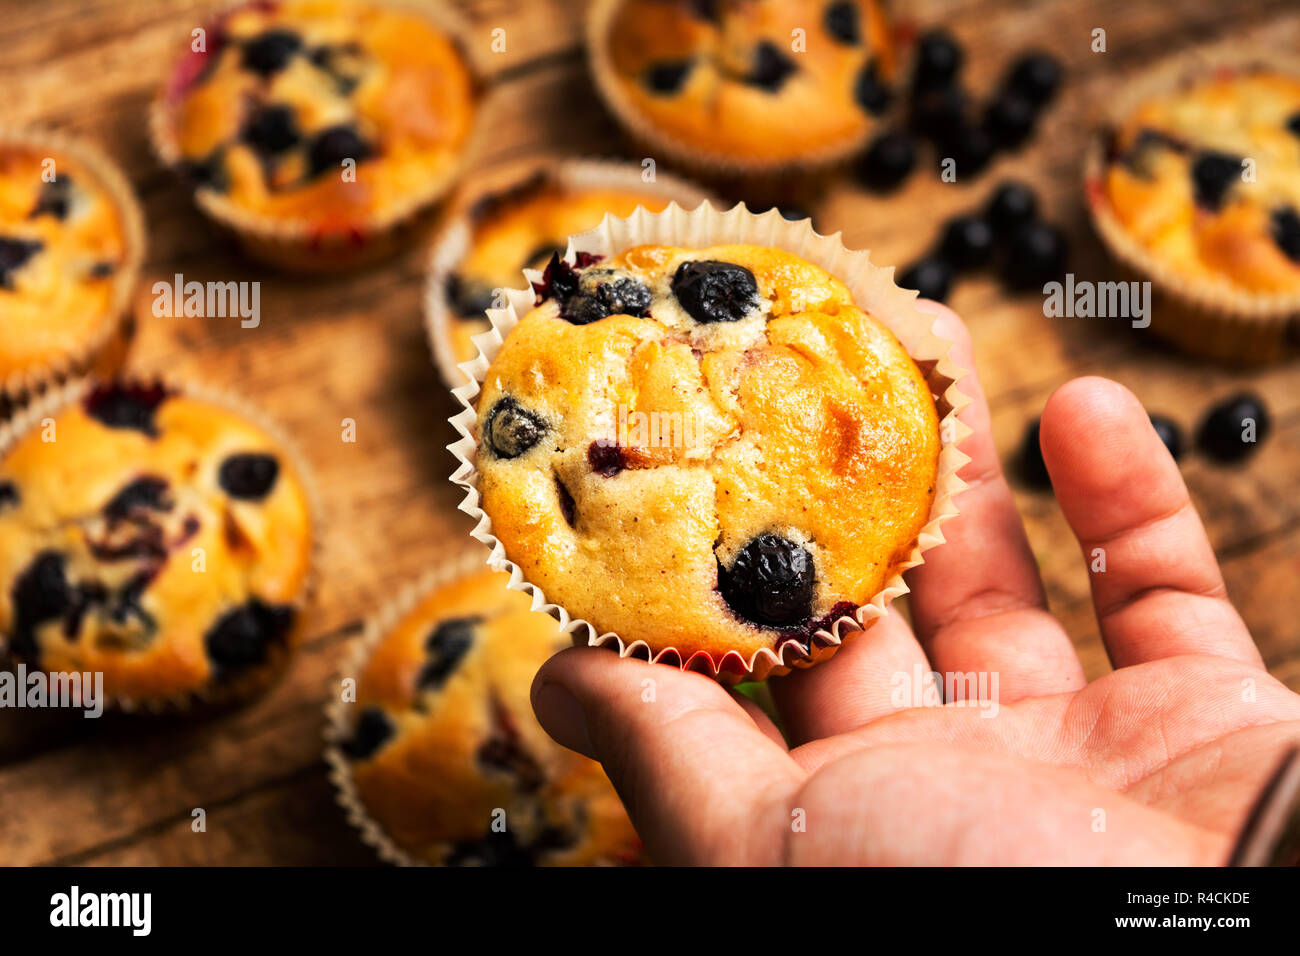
[1,0,1299,865]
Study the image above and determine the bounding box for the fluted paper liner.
[0,127,145,401]
[425,155,716,389]
[448,202,970,683]
[0,374,323,714]
[1083,45,1300,364]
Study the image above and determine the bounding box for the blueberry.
[1017,418,1051,489]
[1001,221,1067,289]
[747,41,798,92]
[446,274,496,319]
[909,83,967,141]
[308,43,364,95]
[83,382,171,436]
[1190,151,1241,212]
[943,122,996,176]
[773,205,812,223]
[204,599,294,676]
[241,104,300,156]
[524,244,567,269]
[983,91,1036,149]
[307,125,373,178]
[912,29,963,90]
[1005,51,1062,107]
[562,275,652,325]
[671,260,759,324]
[897,257,953,302]
[343,707,395,761]
[104,476,172,521]
[1148,413,1184,461]
[1288,111,1300,139]
[484,397,546,460]
[859,129,916,192]
[824,1,860,44]
[218,453,280,501]
[10,551,72,661]
[719,533,815,628]
[1196,393,1271,463]
[985,180,1038,235]
[30,176,73,220]
[853,59,891,115]
[1270,207,1300,263]
[241,29,302,77]
[645,59,694,94]
[181,150,230,193]
[532,252,584,305]
[938,215,995,270]
[0,237,44,291]
[587,439,624,477]
[417,616,479,691]
[0,480,17,511]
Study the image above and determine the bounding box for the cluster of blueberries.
[1019,392,1274,490]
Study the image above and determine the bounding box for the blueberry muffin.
[330,568,643,866]
[427,160,711,386]
[589,0,895,171]
[0,131,144,398]
[152,0,479,266]
[472,243,941,671]
[0,380,315,706]
[1086,60,1300,360]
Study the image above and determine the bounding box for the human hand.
[530,304,1300,866]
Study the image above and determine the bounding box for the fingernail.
[532,681,594,759]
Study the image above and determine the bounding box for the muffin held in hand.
[151,0,480,267]
[0,131,144,399]
[472,242,941,674]
[589,0,895,172]
[0,379,315,708]
[329,567,643,867]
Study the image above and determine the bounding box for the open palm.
[531,304,1300,865]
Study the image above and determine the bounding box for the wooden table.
[2,0,1298,865]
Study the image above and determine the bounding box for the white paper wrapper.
[447,202,970,682]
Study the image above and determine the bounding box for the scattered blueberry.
[241,29,302,77]
[418,616,479,691]
[343,707,395,760]
[859,129,916,192]
[719,533,816,628]
[1017,418,1051,488]
[824,1,860,44]
[83,382,171,436]
[853,59,892,115]
[983,91,1036,148]
[645,59,694,94]
[524,243,567,268]
[897,256,953,302]
[533,251,597,305]
[1196,393,1271,463]
[10,551,72,661]
[943,122,996,176]
[1190,151,1241,212]
[204,599,294,676]
[104,476,172,521]
[1288,111,1300,139]
[1148,414,1184,461]
[307,125,373,178]
[0,480,17,511]
[672,260,758,324]
[0,237,44,290]
[484,397,546,460]
[909,83,967,142]
[30,177,73,220]
[218,453,280,501]
[446,274,497,319]
[562,274,652,325]
[181,150,229,193]
[1005,51,1062,107]
[985,180,1039,235]
[912,29,963,90]
[1002,220,1067,289]
[747,41,798,92]
[587,440,624,477]
[242,104,300,156]
[1270,207,1300,263]
[939,215,995,270]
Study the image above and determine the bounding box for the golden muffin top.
[158,0,478,232]
[338,568,642,866]
[474,243,940,666]
[1100,68,1300,294]
[0,142,138,382]
[598,0,894,165]
[0,382,313,703]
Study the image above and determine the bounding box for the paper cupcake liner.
[424,155,717,390]
[0,127,145,403]
[323,547,495,867]
[585,0,894,197]
[148,0,492,272]
[447,201,970,683]
[1083,46,1300,365]
[0,373,324,714]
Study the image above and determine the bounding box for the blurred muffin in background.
[0,130,144,402]
[151,0,482,270]
[425,156,712,388]
[327,565,644,866]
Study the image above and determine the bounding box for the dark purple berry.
[1196,393,1271,463]
[30,177,73,220]
[10,551,72,661]
[484,397,546,460]
[1270,207,1300,263]
[1190,151,1241,212]
[0,480,17,511]
[985,180,1038,235]
[418,616,479,691]
[775,205,812,223]
[83,382,171,436]
[587,440,624,477]
[446,274,496,319]
[824,1,860,44]
[1002,221,1067,289]
[719,533,815,628]
[943,122,996,176]
[1288,112,1300,139]
[645,59,694,94]
[104,476,172,521]
[983,91,1036,148]
[909,83,967,141]
[241,29,302,77]
[204,599,294,676]
[532,251,599,305]
[242,104,300,156]
[672,260,758,324]
[938,215,995,270]
[859,129,916,192]
[853,59,892,115]
[307,125,373,178]
[561,275,652,325]
[343,707,394,760]
[524,243,567,268]
[1006,51,1062,107]
[747,41,798,92]
[181,150,229,193]
[1148,414,1184,461]
[897,256,953,302]
[1017,418,1051,489]
[218,453,280,501]
[912,29,963,90]
[0,237,44,291]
